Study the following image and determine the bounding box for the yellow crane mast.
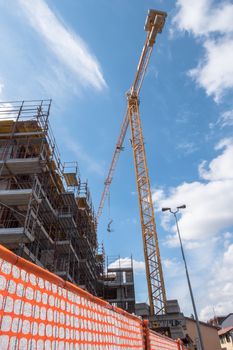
[97,9,167,316]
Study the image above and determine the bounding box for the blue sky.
[0,0,233,321]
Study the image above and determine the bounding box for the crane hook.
[107,219,113,233]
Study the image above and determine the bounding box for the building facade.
[104,256,136,314]
[185,317,221,350]
[219,327,233,350]
[0,100,104,296]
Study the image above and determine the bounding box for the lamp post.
[162,205,205,350]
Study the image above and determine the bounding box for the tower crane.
[97,9,167,317]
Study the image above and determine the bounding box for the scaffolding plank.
[64,172,79,187]
[0,227,34,245]
[0,131,45,137]
[77,197,88,210]
[0,157,43,176]
[0,188,32,205]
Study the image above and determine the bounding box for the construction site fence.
[0,245,188,349]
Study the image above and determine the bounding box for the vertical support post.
[127,95,166,315]
[142,320,150,350]
[174,212,205,350]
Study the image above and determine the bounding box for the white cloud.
[156,179,233,244]
[173,0,233,36]
[108,257,145,273]
[0,103,15,120]
[173,0,233,101]
[133,260,145,272]
[188,38,233,101]
[0,84,15,120]
[162,236,233,321]
[18,0,106,91]
[218,110,233,128]
[152,188,165,205]
[198,138,233,181]
[200,243,233,320]
[154,138,233,244]
[153,138,233,319]
[209,109,233,129]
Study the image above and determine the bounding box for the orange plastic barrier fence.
[148,330,182,350]
[0,245,144,349]
[0,245,188,350]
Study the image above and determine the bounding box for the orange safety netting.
[0,245,189,350]
[148,330,179,350]
[0,245,143,349]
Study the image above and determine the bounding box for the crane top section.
[130,9,167,97]
[96,9,167,223]
[144,9,167,33]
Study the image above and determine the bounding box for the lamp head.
[177,205,186,209]
[162,207,171,212]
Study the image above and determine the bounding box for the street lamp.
[162,205,205,350]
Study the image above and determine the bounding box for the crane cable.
[107,192,113,233]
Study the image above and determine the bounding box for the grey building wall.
[222,314,233,328]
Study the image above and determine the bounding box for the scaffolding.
[104,255,136,314]
[76,181,100,294]
[0,100,104,296]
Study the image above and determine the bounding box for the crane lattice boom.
[127,95,166,315]
[97,9,167,316]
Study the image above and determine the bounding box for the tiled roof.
[218,326,233,336]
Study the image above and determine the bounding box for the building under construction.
[0,100,104,296]
[104,256,136,314]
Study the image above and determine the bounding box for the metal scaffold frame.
[0,100,104,296]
